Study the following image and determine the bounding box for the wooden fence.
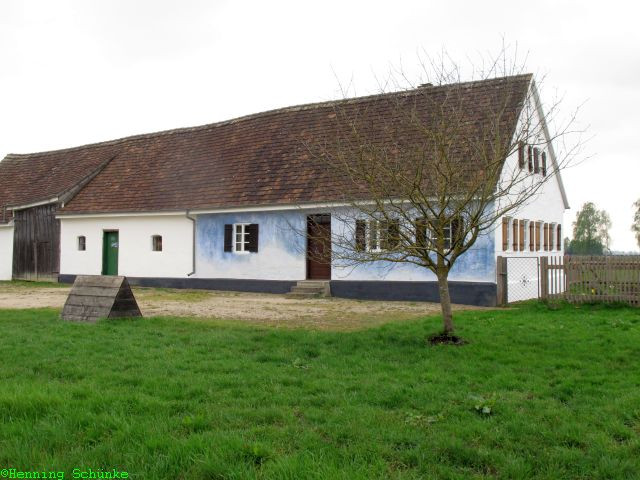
[541,255,640,306]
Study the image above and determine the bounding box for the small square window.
[152,235,162,252]
[77,236,86,251]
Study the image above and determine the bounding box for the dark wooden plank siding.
[12,203,60,281]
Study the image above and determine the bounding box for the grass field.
[0,303,639,479]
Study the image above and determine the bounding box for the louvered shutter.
[387,219,400,249]
[224,224,233,252]
[450,217,462,249]
[557,225,562,250]
[512,219,518,251]
[527,146,533,172]
[543,223,549,251]
[502,218,508,251]
[534,148,540,173]
[519,220,525,251]
[518,142,525,169]
[541,151,547,176]
[415,218,427,252]
[529,222,534,251]
[355,220,366,252]
[535,222,541,251]
[246,224,259,253]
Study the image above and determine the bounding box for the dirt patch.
[0,282,482,331]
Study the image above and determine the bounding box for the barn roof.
[1,74,533,219]
[0,146,114,224]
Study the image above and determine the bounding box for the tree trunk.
[436,267,454,335]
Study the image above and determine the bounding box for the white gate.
[506,257,540,303]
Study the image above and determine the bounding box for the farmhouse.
[0,74,568,305]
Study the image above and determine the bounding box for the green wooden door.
[102,231,119,275]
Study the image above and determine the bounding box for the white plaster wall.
[0,226,13,280]
[493,84,567,260]
[60,215,193,277]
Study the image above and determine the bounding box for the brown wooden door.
[307,215,331,280]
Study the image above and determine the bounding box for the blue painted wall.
[194,209,496,283]
[331,214,495,282]
[195,211,307,280]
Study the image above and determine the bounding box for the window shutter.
[502,218,508,251]
[368,221,378,250]
[512,219,518,251]
[246,224,259,253]
[518,142,525,169]
[527,146,533,172]
[543,223,549,251]
[519,220,525,251]
[557,225,562,250]
[541,151,547,176]
[387,219,400,249]
[534,148,540,173]
[224,224,233,252]
[535,222,541,251]
[415,218,427,252]
[451,217,463,249]
[355,220,366,252]
[529,222,534,251]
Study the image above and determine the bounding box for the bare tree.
[301,50,583,341]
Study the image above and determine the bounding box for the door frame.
[306,214,331,280]
[102,230,119,276]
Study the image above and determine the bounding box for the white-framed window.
[355,219,400,252]
[77,236,86,251]
[233,223,250,253]
[367,220,382,252]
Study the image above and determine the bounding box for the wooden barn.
[0,149,114,280]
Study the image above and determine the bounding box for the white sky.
[1,0,638,251]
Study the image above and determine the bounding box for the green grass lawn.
[0,303,639,479]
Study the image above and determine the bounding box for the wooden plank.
[73,275,124,288]
[68,287,122,298]
[540,257,549,300]
[62,305,111,318]
[496,256,507,306]
[64,296,116,308]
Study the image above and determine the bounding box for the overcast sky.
[1,0,638,251]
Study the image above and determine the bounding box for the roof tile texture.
[0,74,532,218]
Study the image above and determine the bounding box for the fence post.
[540,256,549,300]
[496,256,508,306]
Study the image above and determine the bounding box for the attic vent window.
[152,235,162,252]
[77,236,86,251]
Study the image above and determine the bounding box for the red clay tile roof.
[2,74,532,218]
[0,146,115,223]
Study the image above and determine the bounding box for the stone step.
[291,285,326,294]
[286,280,331,299]
[285,292,321,299]
[296,281,329,288]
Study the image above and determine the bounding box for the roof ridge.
[3,73,532,160]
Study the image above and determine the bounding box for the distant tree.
[568,202,611,255]
[632,199,640,249]
[563,236,573,254]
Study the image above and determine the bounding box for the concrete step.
[291,285,325,294]
[286,280,331,299]
[285,292,322,299]
[296,281,329,288]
